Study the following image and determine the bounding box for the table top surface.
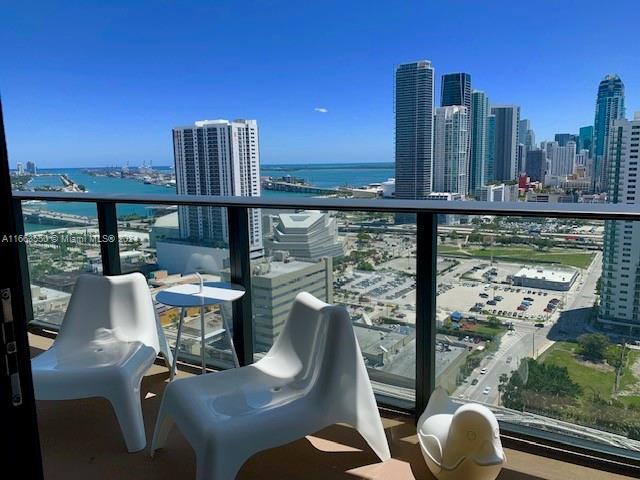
[156,281,245,307]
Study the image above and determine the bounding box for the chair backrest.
[55,273,161,353]
[260,292,368,399]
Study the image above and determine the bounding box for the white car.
[480,367,487,374]
[483,386,491,395]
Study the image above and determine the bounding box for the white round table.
[156,281,245,379]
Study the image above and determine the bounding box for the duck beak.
[473,440,505,466]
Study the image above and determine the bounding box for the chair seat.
[163,365,317,441]
[33,341,156,401]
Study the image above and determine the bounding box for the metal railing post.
[415,212,437,417]
[227,206,254,366]
[12,199,33,322]
[96,201,121,276]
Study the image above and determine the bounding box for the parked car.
[471,378,479,385]
[535,322,545,328]
[483,386,491,395]
[487,299,497,305]
[480,367,487,375]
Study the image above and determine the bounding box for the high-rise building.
[593,74,625,192]
[433,106,469,196]
[394,61,434,206]
[440,73,472,109]
[554,133,578,147]
[26,161,37,175]
[490,105,520,182]
[16,162,24,175]
[549,141,576,176]
[470,90,490,195]
[517,143,526,174]
[518,119,536,150]
[525,149,546,182]
[600,113,640,329]
[485,114,496,183]
[578,126,593,155]
[173,119,263,257]
[575,149,589,168]
[441,73,472,185]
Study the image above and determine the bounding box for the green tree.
[501,358,581,412]
[487,316,501,328]
[578,333,609,362]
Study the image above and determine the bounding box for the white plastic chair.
[31,272,173,452]
[151,291,391,480]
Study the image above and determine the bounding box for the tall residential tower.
[470,90,490,195]
[593,74,625,192]
[433,106,469,196]
[173,119,263,257]
[490,105,520,182]
[394,61,435,212]
[600,113,640,329]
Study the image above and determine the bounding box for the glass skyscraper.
[578,125,593,156]
[440,73,472,110]
[394,61,434,203]
[470,90,489,195]
[490,105,520,182]
[593,74,625,192]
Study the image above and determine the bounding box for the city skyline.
[2,1,640,167]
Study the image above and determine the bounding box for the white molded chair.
[31,272,173,452]
[151,291,391,480]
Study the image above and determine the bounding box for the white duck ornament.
[417,388,505,480]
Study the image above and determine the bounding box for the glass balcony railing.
[12,190,640,471]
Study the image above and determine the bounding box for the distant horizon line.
[15,160,396,169]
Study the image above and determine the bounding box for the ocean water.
[261,162,394,188]
[21,163,395,231]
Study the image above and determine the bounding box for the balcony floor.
[30,334,634,480]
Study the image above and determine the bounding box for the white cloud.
[314,107,328,113]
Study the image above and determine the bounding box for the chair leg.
[108,385,147,453]
[196,446,245,480]
[150,406,175,455]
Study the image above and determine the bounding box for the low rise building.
[512,266,578,291]
[264,211,344,260]
[226,254,333,352]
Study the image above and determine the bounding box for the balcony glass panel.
[21,200,98,327]
[437,215,640,456]
[116,202,234,370]
[248,208,416,408]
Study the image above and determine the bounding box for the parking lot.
[437,260,575,322]
[338,270,416,304]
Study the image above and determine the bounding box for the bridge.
[22,208,96,227]
[261,179,338,195]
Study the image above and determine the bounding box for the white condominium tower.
[549,141,576,176]
[173,119,263,258]
[600,113,640,329]
[433,106,469,196]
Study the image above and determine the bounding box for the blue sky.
[1,0,639,167]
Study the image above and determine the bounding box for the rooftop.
[513,266,577,283]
